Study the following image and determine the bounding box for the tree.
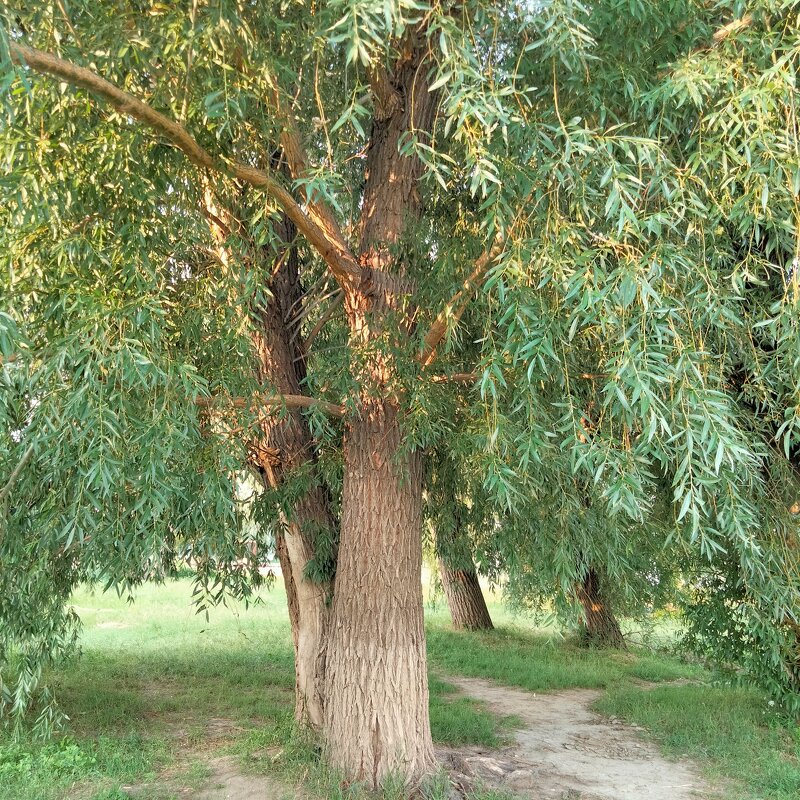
[575,566,625,648]
[203,188,337,729]
[426,449,494,630]
[2,1,800,790]
[438,552,494,632]
[1,1,493,781]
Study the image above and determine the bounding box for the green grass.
[596,685,800,800]
[429,675,518,747]
[426,614,705,692]
[0,580,506,800]
[2,578,798,800]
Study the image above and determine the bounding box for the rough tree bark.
[576,567,626,649]
[206,190,334,729]
[436,504,493,631]
[274,530,300,651]
[323,35,439,785]
[438,558,493,631]
[325,402,433,783]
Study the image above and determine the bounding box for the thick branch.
[419,237,505,367]
[712,14,753,43]
[196,393,344,418]
[267,83,352,260]
[9,43,362,289]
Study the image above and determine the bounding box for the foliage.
[0,0,799,724]
[0,737,95,782]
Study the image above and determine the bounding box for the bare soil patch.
[118,717,290,800]
[194,756,286,800]
[440,676,713,800]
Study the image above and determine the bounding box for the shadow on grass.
[1,581,514,800]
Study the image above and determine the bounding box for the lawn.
[0,578,797,799]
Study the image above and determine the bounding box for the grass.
[596,685,800,800]
[0,580,506,800]
[429,674,518,746]
[1,577,797,800]
[426,620,705,692]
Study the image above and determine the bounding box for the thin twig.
[196,393,344,418]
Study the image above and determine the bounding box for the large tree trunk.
[438,558,493,631]
[322,33,439,786]
[324,401,435,784]
[576,567,626,649]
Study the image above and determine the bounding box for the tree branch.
[429,372,478,384]
[297,291,344,347]
[9,43,362,290]
[419,237,505,367]
[0,442,35,503]
[266,82,353,260]
[196,393,345,418]
[712,14,753,43]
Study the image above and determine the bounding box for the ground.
[0,579,797,800]
[440,677,706,799]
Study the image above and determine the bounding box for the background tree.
[426,448,495,631]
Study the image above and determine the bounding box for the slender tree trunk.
[438,558,493,631]
[250,273,334,729]
[576,567,626,649]
[205,189,334,728]
[435,502,493,631]
[324,401,435,784]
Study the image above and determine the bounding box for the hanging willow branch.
[0,442,35,503]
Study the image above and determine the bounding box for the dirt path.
[441,676,712,800]
[194,756,286,800]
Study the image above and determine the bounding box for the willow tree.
[2,0,800,791]
[472,0,800,702]
[0,0,523,782]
